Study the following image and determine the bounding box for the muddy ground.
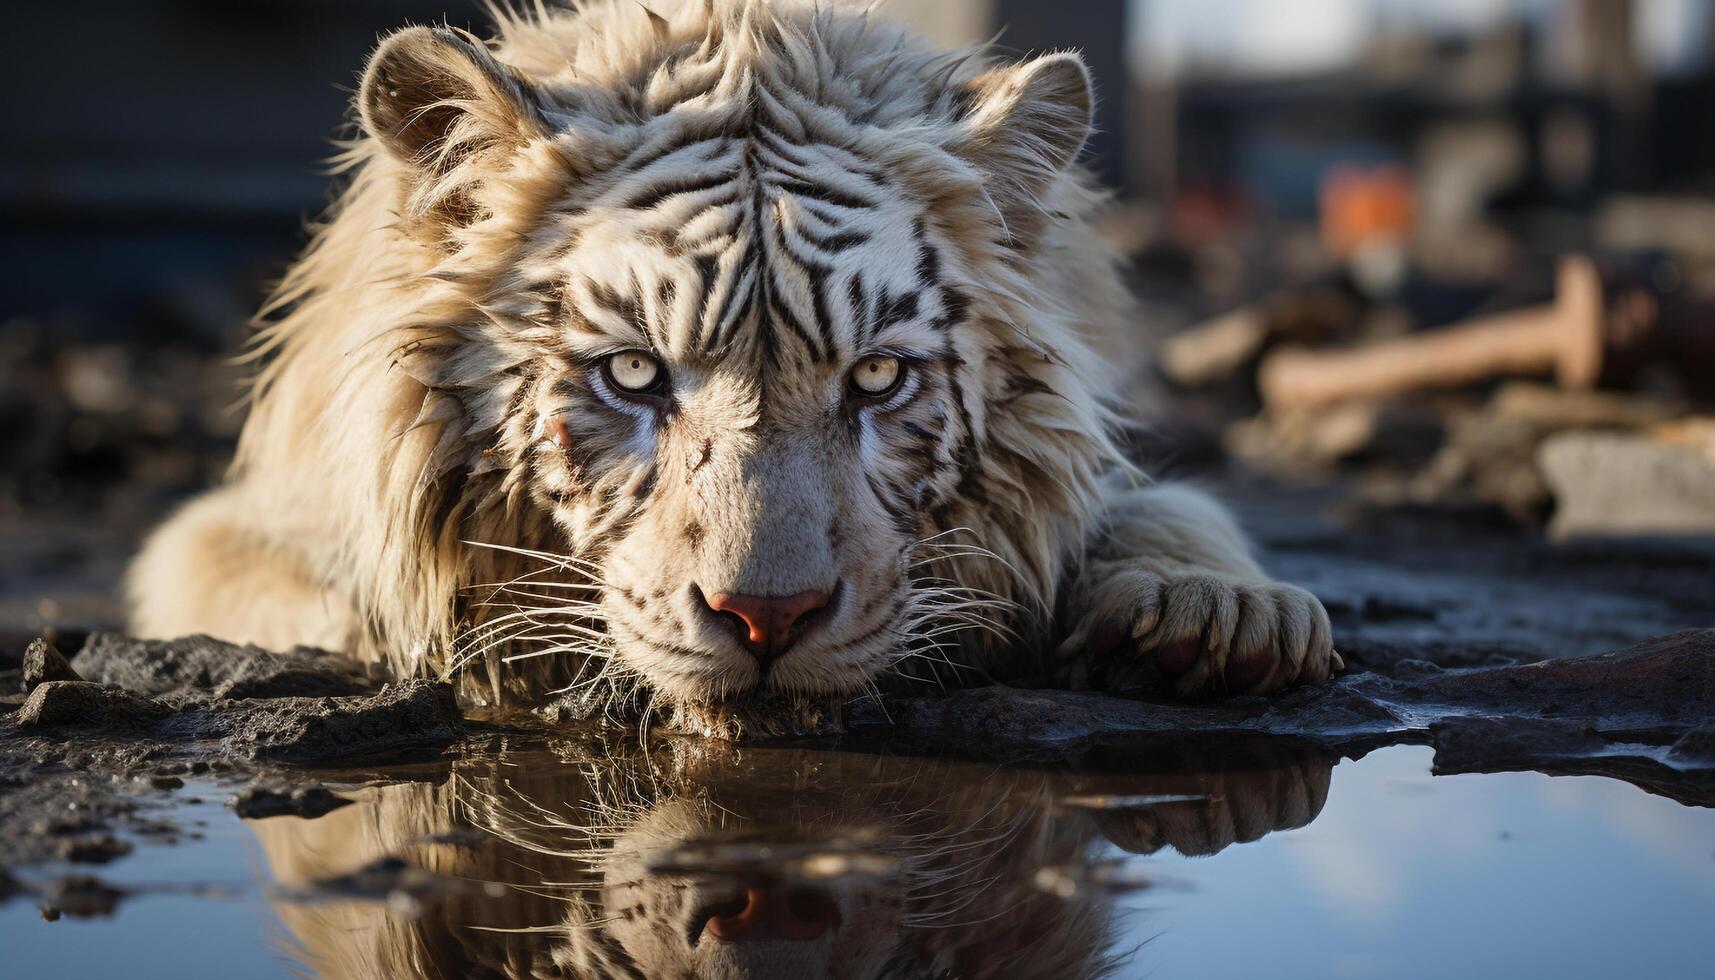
[2,479,1712,917]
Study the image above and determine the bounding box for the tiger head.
[315,1,1131,724]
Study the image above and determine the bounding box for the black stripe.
[753,126,812,168]
[864,470,915,533]
[796,200,849,228]
[654,278,677,323]
[687,252,720,348]
[847,273,872,347]
[806,262,839,361]
[747,161,788,366]
[901,419,937,443]
[758,126,887,182]
[875,290,919,330]
[760,196,830,362]
[764,266,825,362]
[940,347,983,503]
[913,219,941,286]
[585,279,634,322]
[771,226,841,358]
[933,287,970,331]
[707,251,758,353]
[769,177,874,211]
[589,276,654,345]
[797,225,870,254]
[616,133,712,181]
[622,171,736,211]
[915,221,970,331]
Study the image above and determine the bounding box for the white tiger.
[128,0,1339,734]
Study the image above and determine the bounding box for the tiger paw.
[1057,568,1340,697]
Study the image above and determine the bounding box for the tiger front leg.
[1056,482,1340,697]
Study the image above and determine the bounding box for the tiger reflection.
[252,740,1331,979]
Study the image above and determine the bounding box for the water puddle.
[4,741,1711,979]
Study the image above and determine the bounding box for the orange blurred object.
[1319,164,1415,258]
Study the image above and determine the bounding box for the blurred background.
[4,0,1714,645]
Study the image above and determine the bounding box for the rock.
[1670,723,1715,765]
[218,680,461,764]
[848,682,1406,761]
[1161,306,1269,386]
[53,833,134,865]
[1415,404,1552,518]
[21,637,81,692]
[1433,715,1715,807]
[855,630,1715,797]
[1540,431,1715,538]
[1226,400,1446,471]
[74,633,375,701]
[0,674,463,869]
[9,677,461,766]
[1430,716,1606,773]
[38,875,127,918]
[230,786,354,820]
[0,759,188,870]
[1390,385,1686,521]
[1596,195,1715,265]
[1392,659,1444,677]
[1333,638,1543,677]
[1651,417,1715,463]
[1489,383,1683,430]
[275,855,504,915]
[1376,629,1715,732]
[15,681,175,728]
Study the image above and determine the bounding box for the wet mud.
[1,634,463,893]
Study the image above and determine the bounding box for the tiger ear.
[359,26,545,175]
[955,52,1094,230]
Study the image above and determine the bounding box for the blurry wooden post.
[1557,0,1646,108]
[886,0,1132,192]
[1547,0,1646,194]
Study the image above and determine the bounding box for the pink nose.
[703,883,841,943]
[704,588,833,661]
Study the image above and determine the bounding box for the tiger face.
[531,151,976,702]
[350,2,1117,717]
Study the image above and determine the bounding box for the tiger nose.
[703,588,833,662]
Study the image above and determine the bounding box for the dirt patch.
[0,635,466,880]
[74,633,377,700]
[11,677,462,765]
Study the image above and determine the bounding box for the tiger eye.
[606,350,663,393]
[849,355,903,397]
